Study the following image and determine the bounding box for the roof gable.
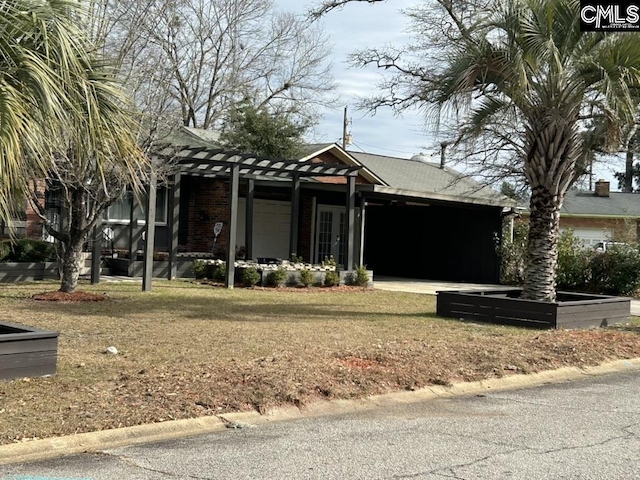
[301,143,384,185]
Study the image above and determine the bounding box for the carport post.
[289,174,300,259]
[128,193,138,267]
[225,164,240,288]
[245,178,254,260]
[142,169,157,292]
[90,223,101,284]
[168,173,181,280]
[345,175,356,269]
[358,194,366,266]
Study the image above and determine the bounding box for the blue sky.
[276,0,626,190]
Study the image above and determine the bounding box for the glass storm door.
[316,206,345,266]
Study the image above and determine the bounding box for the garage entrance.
[364,202,503,284]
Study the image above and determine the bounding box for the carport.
[359,187,506,284]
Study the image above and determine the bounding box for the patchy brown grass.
[0,280,639,444]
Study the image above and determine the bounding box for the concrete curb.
[3,357,640,466]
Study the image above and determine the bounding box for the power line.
[349,140,420,155]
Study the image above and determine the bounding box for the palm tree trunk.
[522,186,561,302]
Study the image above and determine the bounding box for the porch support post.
[142,170,157,292]
[90,223,101,284]
[225,164,240,288]
[128,193,138,267]
[289,174,300,259]
[358,194,366,266]
[168,173,181,280]
[345,175,356,269]
[245,178,254,260]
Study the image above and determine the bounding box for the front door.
[315,206,345,266]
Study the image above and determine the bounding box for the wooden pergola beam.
[289,174,300,258]
[168,173,181,280]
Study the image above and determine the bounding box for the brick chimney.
[594,179,610,197]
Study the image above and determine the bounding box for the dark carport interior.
[364,200,503,284]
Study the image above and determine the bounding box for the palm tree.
[433,0,640,301]
[0,0,148,292]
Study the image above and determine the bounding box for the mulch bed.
[32,291,106,302]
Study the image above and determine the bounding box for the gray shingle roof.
[156,126,221,148]
[562,190,640,217]
[348,151,506,203]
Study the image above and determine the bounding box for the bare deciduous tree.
[88,0,335,136]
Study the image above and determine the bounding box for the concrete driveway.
[373,276,640,316]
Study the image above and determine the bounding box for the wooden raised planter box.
[436,289,630,329]
[0,262,58,282]
[108,258,195,278]
[0,321,59,380]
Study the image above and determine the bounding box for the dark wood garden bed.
[436,289,630,329]
[0,262,58,282]
[0,321,59,380]
[108,257,195,278]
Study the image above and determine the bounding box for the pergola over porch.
[90,146,363,290]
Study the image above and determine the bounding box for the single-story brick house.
[518,180,640,246]
[34,127,514,284]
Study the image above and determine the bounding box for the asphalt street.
[3,371,640,479]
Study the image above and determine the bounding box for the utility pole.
[342,106,349,150]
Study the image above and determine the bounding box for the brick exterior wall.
[559,216,639,242]
[25,180,45,239]
[311,152,370,185]
[184,178,316,260]
[186,178,230,254]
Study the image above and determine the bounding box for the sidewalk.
[373,276,640,316]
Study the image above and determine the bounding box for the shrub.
[290,252,303,263]
[556,230,592,291]
[496,223,528,286]
[498,225,640,296]
[589,245,640,296]
[350,265,370,287]
[322,255,336,267]
[299,268,314,287]
[266,268,287,287]
[241,267,261,287]
[191,260,207,279]
[0,241,10,262]
[324,270,340,287]
[12,238,55,262]
[212,263,226,283]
